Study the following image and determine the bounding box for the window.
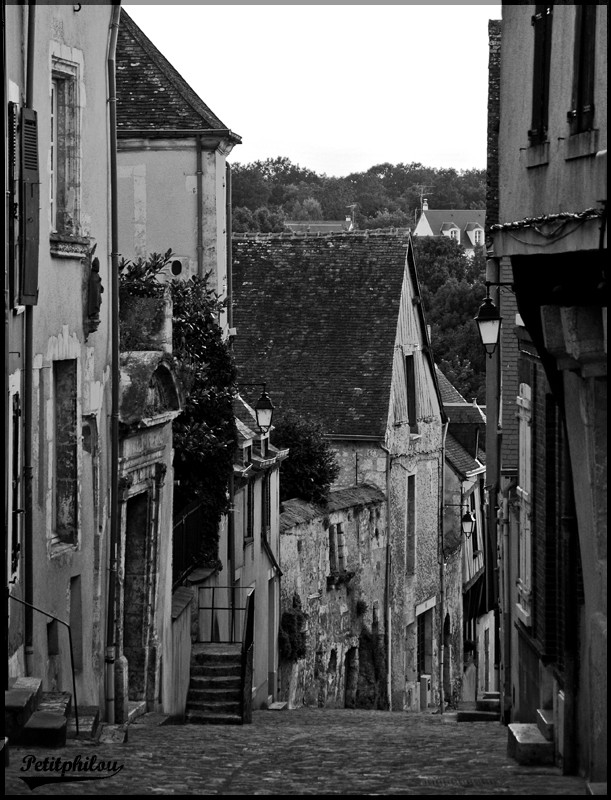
[245,479,254,542]
[406,474,416,575]
[474,229,483,245]
[50,61,79,236]
[328,524,338,573]
[516,382,532,625]
[54,360,78,544]
[417,609,433,678]
[11,392,22,574]
[262,472,271,533]
[449,228,459,240]
[568,5,596,134]
[529,5,553,144]
[336,523,346,572]
[405,354,418,433]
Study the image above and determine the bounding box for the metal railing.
[196,585,253,644]
[8,595,79,735]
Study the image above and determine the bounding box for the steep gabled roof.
[436,366,468,405]
[116,9,241,142]
[445,432,484,479]
[232,232,418,438]
[418,209,485,236]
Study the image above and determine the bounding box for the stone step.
[22,711,67,748]
[190,662,242,678]
[507,722,554,765]
[476,698,501,712]
[186,698,242,715]
[456,709,500,722]
[185,709,242,725]
[38,691,71,717]
[536,708,554,741]
[586,783,608,795]
[67,706,101,740]
[187,687,241,703]
[5,686,41,740]
[268,701,287,711]
[189,675,241,691]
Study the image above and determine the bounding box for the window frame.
[50,58,80,238]
[568,4,596,135]
[529,4,554,145]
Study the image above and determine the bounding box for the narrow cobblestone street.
[5,708,588,795]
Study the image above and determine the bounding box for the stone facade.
[279,486,387,709]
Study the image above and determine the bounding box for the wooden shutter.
[8,102,18,305]
[20,107,39,305]
[569,5,596,133]
[529,5,553,143]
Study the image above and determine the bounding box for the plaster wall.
[117,140,230,297]
[498,5,607,244]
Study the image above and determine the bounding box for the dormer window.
[449,228,459,241]
[473,228,483,245]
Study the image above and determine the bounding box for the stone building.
[485,5,606,786]
[232,231,458,711]
[279,484,387,709]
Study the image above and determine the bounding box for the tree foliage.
[272,413,340,505]
[412,237,487,403]
[119,250,237,563]
[230,157,486,231]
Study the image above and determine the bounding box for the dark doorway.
[123,492,150,701]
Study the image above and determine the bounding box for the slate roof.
[445,432,484,479]
[415,209,485,249]
[116,9,241,142]
[231,233,417,438]
[436,366,468,405]
[280,484,386,533]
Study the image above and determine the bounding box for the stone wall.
[279,485,387,709]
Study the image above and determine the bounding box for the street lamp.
[474,292,502,358]
[235,383,274,434]
[461,510,476,538]
[474,280,514,357]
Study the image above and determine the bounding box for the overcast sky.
[124,3,502,177]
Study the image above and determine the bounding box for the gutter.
[117,127,242,144]
[196,134,203,277]
[105,2,121,725]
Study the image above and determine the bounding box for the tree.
[412,237,487,403]
[272,413,340,504]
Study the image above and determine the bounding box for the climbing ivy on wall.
[119,250,237,563]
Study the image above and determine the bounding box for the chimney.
[422,199,429,211]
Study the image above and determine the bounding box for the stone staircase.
[457,690,501,722]
[507,707,555,765]
[185,643,245,725]
[5,676,100,748]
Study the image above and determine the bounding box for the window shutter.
[569,5,596,133]
[530,5,553,143]
[8,102,18,305]
[20,107,40,305]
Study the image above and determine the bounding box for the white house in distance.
[413,202,485,257]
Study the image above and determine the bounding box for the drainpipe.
[3,0,9,692]
[438,421,448,713]
[381,444,392,710]
[501,491,511,724]
[226,162,232,331]
[196,135,203,278]
[23,0,36,672]
[105,2,121,725]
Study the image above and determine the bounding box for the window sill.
[523,141,550,169]
[564,129,599,161]
[50,539,78,556]
[515,601,531,628]
[243,537,254,548]
[50,232,91,259]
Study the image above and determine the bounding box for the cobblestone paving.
[5,708,588,795]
